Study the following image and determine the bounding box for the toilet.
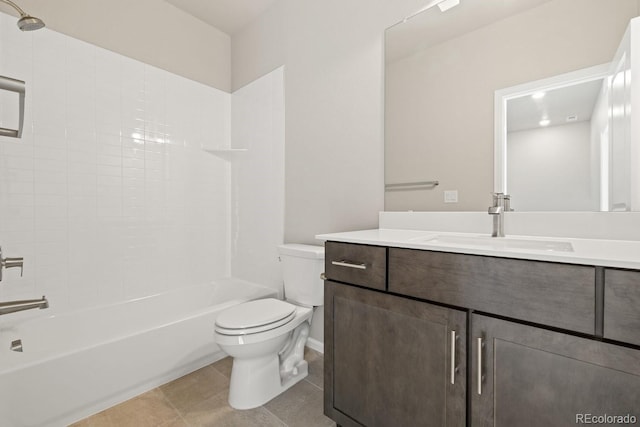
[214,243,325,409]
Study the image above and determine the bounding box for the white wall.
[230,67,285,293]
[232,0,429,244]
[507,122,596,211]
[0,13,231,312]
[5,0,231,91]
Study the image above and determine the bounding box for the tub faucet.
[488,193,510,237]
[0,296,48,316]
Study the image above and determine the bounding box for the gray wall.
[10,0,231,91]
[232,0,429,244]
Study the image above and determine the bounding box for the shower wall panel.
[0,11,232,313]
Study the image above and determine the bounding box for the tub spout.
[0,296,48,316]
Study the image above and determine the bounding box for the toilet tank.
[278,244,325,306]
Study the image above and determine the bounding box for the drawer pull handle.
[477,337,484,395]
[450,330,457,385]
[331,260,367,270]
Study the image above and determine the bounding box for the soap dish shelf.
[204,148,249,160]
[204,148,248,153]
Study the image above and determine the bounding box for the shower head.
[0,0,45,31]
[17,14,44,31]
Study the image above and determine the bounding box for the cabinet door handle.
[477,337,484,395]
[450,330,457,385]
[331,260,367,270]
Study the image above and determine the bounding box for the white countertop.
[316,229,640,269]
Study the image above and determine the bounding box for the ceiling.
[164,0,278,35]
[507,79,605,133]
[385,0,552,63]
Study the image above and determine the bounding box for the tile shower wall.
[0,12,231,312]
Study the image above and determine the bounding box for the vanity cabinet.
[325,280,466,427]
[325,242,387,291]
[324,242,640,427]
[388,248,595,334]
[604,268,640,346]
[471,314,640,427]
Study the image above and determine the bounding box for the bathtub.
[0,278,277,427]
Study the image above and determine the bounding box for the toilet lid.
[215,298,296,332]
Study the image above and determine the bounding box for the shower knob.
[0,246,24,281]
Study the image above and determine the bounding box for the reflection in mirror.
[495,64,612,211]
[385,0,639,212]
[496,16,640,212]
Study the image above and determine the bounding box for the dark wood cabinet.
[389,248,595,334]
[471,314,640,426]
[324,241,640,427]
[325,242,387,291]
[604,268,640,346]
[325,280,466,427]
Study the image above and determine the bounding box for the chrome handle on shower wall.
[0,246,24,281]
[0,75,26,138]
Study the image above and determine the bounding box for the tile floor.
[71,349,335,427]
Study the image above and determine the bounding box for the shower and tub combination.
[0,279,277,426]
[0,2,292,425]
[0,245,320,425]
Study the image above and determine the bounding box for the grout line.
[304,377,324,392]
[261,405,290,427]
[157,386,193,427]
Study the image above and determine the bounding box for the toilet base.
[228,354,309,410]
[227,322,310,410]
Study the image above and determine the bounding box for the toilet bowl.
[214,298,313,409]
[214,243,324,410]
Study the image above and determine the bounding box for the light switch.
[444,190,458,203]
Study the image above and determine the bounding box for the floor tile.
[70,389,181,427]
[264,380,335,427]
[210,356,233,378]
[159,364,229,414]
[73,350,330,427]
[179,389,286,427]
[304,348,324,390]
[159,417,190,427]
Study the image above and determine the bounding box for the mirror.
[495,64,612,211]
[385,0,639,212]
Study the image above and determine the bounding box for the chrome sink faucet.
[488,193,511,237]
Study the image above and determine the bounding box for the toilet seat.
[215,298,297,336]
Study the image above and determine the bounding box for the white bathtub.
[0,278,277,427]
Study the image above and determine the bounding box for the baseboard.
[306,337,324,354]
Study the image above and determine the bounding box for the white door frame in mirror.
[494,63,611,195]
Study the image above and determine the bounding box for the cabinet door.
[325,281,466,427]
[604,268,640,346]
[471,314,640,427]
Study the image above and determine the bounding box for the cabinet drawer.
[388,248,595,334]
[604,269,640,346]
[325,242,386,290]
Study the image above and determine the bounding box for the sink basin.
[412,234,574,252]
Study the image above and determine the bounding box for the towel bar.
[385,180,439,191]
